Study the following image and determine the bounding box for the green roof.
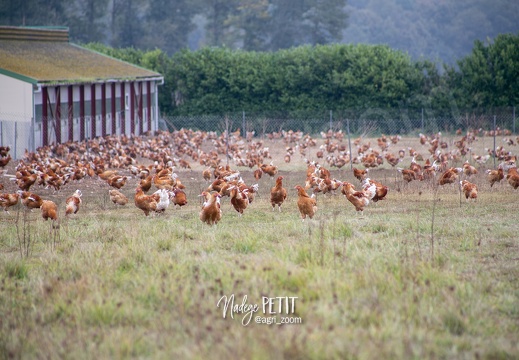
[0,26,162,85]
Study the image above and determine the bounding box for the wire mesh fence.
[0,113,33,160]
[0,111,157,159]
[161,108,517,139]
[0,107,517,159]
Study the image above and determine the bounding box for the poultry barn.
[0,26,163,159]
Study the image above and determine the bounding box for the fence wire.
[162,108,517,138]
[0,108,517,159]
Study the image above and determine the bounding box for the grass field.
[1,134,518,359]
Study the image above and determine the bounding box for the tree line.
[2,0,518,64]
[342,0,519,65]
[0,0,347,55]
[85,32,519,119]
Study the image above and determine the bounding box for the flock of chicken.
[198,166,321,224]
[0,127,518,227]
[391,131,519,201]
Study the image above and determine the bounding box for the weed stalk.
[16,208,33,258]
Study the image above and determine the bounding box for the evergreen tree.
[112,0,146,48]
[449,33,519,108]
[0,0,67,26]
[268,0,311,50]
[142,0,201,55]
[302,0,348,45]
[229,0,270,51]
[201,0,239,47]
[66,0,108,44]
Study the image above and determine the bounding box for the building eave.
[36,76,164,87]
[0,67,38,85]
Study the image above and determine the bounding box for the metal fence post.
[242,110,246,137]
[421,108,424,131]
[14,121,18,159]
[30,117,35,153]
[329,110,333,131]
[493,115,496,168]
[346,118,353,171]
[513,106,516,134]
[225,115,230,166]
[0,120,2,146]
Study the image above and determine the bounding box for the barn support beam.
[101,83,107,137]
[68,85,73,141]
[138,81,143,135]
[42,87,48,146]
[54,87,61,144]
[147,81,152,132]
[120,82,126,135]
[101,83,106,137]
[80,85,85,141]
[111,83,116,135]
[130,82,135,135]
[91,84,96,138]
[154,82,160,132]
